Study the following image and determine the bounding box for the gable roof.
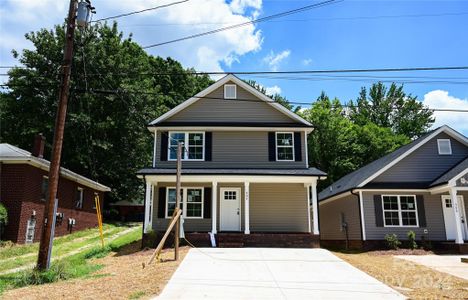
[148,74,312,128]
[0,143,111,192]
[318,125,468,201]
[430,156,468,187]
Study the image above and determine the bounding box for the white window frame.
[76,187,84,209]
[382,195,419,228]
[275,132,295,161]
[25,218,36,244]
[437,139,452,155]
[165,187,204,219]
[224,84,237,99]
[168,131,205,161]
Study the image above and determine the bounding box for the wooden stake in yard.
[174,142,183,261]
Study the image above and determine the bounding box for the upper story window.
[75,187,84,209]
[224,84,237,99]
[276,132,294,161]
[169,132,205,161]
[437,139,452,155]
[41,176,49,201]
[382,195,418,227]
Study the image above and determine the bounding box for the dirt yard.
[334,250,468,299]
[2,243,190,300]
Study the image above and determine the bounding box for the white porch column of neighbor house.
[311,181,320,235]
[144,181,152,233]
[244,181,250,234]
[305,184,312,233]
[212,181,218,234]
[449,188,464,244]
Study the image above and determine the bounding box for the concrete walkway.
[396,255,468,281]
[156,248,404,299]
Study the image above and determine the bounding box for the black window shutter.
[294,132,302,162]
[416,195,426,227]
[160,132,168,161]
[205,132,212,161]
[158,187,166,218]
[204,187,212,219]
[374,195,384,227]
[268,132,275,161]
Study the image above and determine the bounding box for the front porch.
[140,171,324,247]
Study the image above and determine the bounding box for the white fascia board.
[148,126,313,133]
[318,191,352,205]
[448,166,468,186]
[1,158,111,192]
[358,126,463,187]
[148,74,312,127]
[141,174,319,184]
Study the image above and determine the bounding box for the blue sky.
[1,0,467,133]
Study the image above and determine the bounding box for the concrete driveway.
[156,248,404,299]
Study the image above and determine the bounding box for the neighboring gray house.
[319,125,468,252]
[138,74,326,247]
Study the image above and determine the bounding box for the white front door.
[441,195,468,240]
[220,188,241,231]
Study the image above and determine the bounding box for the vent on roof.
[437,139,452,155]
[224,84,237,99]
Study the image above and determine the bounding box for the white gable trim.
[448,166,468,186]
[148,74,312,127]
[358,126,468,188]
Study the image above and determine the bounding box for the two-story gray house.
[137,74,326,247]
[318,125,468,253]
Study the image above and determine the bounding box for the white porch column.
[311,181,319,235]
[152,130,157,167]
[306,184,312,233]
[244,181,250,234]
[144,181,152,233]
[449,188,464,244]
[212,181,218,234]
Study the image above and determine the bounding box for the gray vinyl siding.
[319,195,362,240]
[456,172,468,187]
[249,183,308,232]
[362,191,446,240]
[374,132,468,183]
[151,183,308,232]
[155,131,307,168]
[165,81,297,123]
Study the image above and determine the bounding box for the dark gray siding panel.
[155,131,307,169]
[319,195,361,240]
[374,132,468,183]
[166,81,296,123]
[362,191,446,240]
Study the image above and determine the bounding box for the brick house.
[0,135,110,244]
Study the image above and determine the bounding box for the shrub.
[14,261,71,287]
[407,231,417,250]
[385,234,401,250]
[0,203,7,225]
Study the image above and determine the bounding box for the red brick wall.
[1,163,104,244]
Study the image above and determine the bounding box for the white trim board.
[143,174,319,184]
[358,125,468,188]
[148,74,312,127]
[149,127,313,133]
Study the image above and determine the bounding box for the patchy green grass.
[0,224,142,295]
[128,290,146,299]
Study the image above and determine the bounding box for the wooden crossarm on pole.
[143,208,182,268]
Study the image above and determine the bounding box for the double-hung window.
[41,176,49,201]
[75,187,84,209]
[276,132,294,161]
[382,195,418,227]
[166,187,203,218]
[169,132,204,160]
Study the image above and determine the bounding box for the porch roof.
[430,157,468,187]
[137,167,326,177]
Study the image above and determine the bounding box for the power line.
[92,0,190,23]
[142,0,341,48]
[122,11,468,27]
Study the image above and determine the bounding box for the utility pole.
[174,142,182,260]
[37,0,79,270]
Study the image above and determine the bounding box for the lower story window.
[166,187,203,218]
[382,195,418,227]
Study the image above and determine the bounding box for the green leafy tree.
[349,82,434,138]
[0,203,7,225]
[0,22,212,203]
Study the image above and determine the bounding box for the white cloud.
[302,58,312,66]
[422,90,468,133]
[265,85,281,96]
[262,49,291,71]
[0,0,263,76]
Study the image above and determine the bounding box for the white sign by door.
[441,195,468,240]
[220,188,241,231]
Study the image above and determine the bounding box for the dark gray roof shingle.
[430,157,468,187]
